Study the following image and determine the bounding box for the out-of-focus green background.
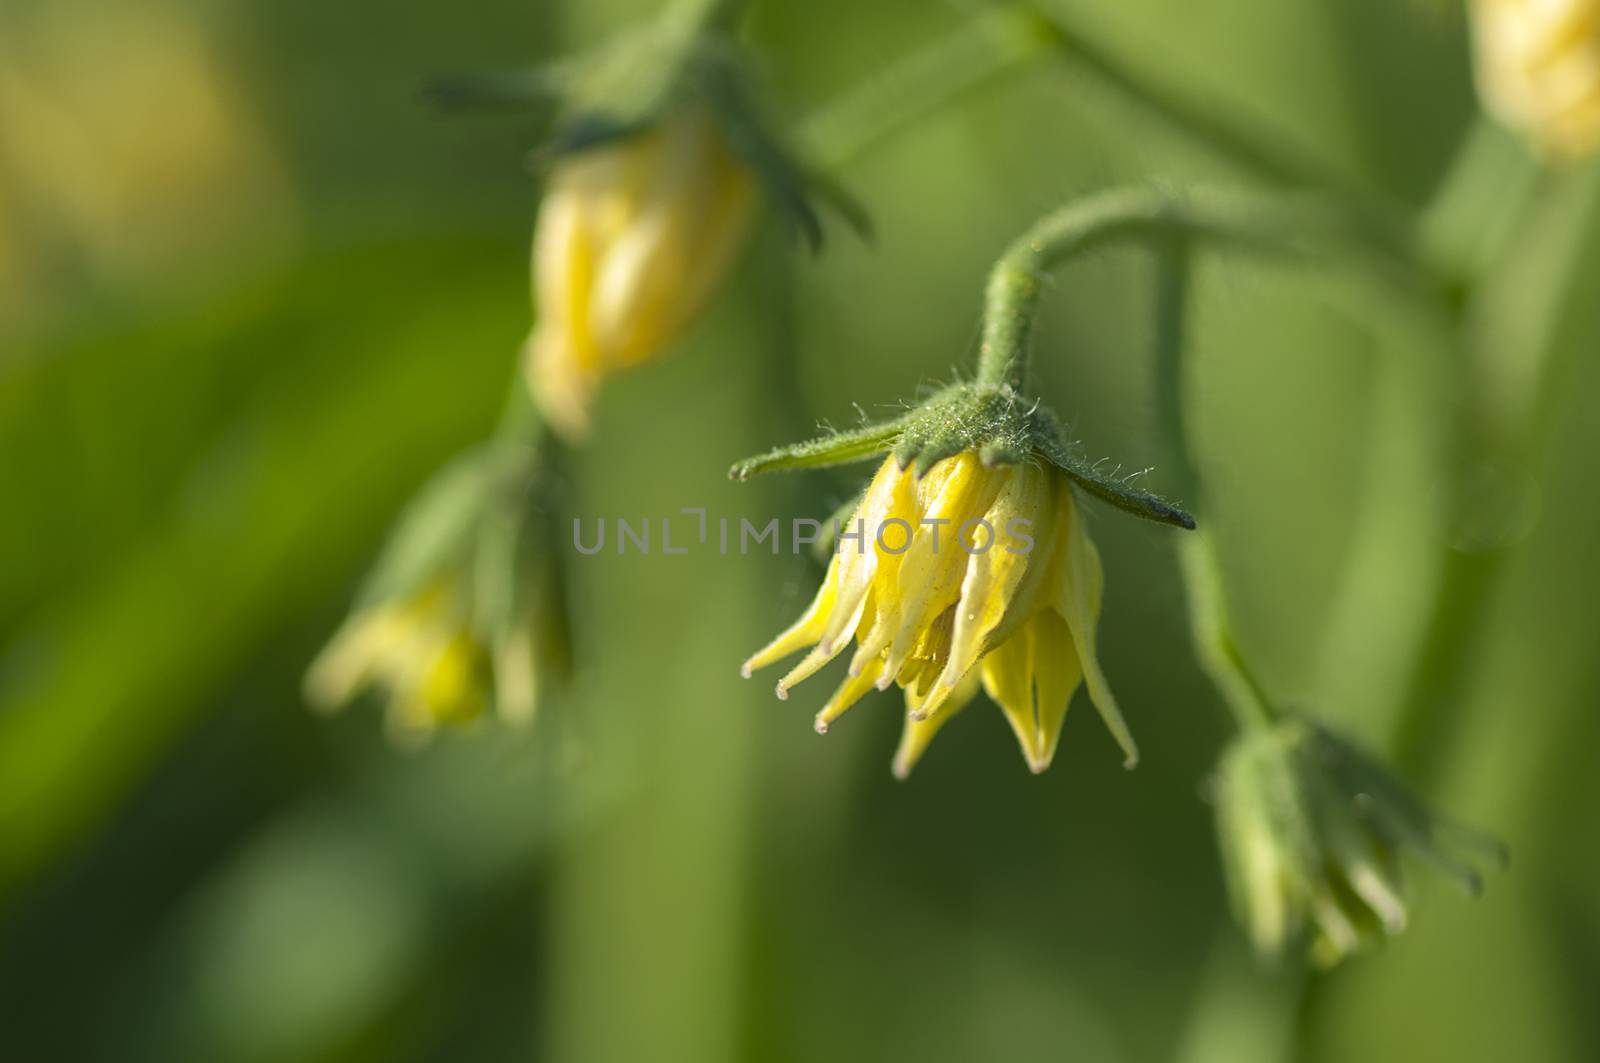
[3,0,1598,1060]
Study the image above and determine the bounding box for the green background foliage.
[2,1,1597,1060]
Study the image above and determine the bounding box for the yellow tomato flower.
[1472,0,1600,159]
[306,577,528,745]
[526,105,758,439]
[743,452,1136,778]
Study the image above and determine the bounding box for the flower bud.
[527,104,757,439]
[1471,0,1600,159]
[306,445,570,743]
[1214,717,1503,967]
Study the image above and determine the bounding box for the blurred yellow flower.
[0,2,296,327]
[526,106,758,439]
[1472,0,1600,159]
[743,452,1135,778]
[305,577,538,746]
[304,443,569,745]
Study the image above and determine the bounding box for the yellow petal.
[938,461,1056,691]
[776,593,877,700]
[814,654,886,734]
[528,177,600,439]
[1055,487,1138,767]
[892,670,980,779]
[1028,610,1084,772]
[894,605,956,695]
[493,620,539,725]
[816,457,909,657]
[591,112,756,365]
[879,457,1007,683]
[742,554,842,677]
[980,620,1040,767]
[303,606,401,712]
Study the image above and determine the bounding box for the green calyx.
[729,380,1196,530]
[357,440,573,689]
[1215,715,1507,966]
[427,5,865,250]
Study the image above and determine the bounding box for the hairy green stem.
[978,192,1287,730]
[975,187,1318,392]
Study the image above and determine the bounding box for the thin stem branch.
[797,6,1052,170]
[975,192,1287,730]
[1151,239,1278,733]
[1181,533,1279,733]
[1153,238,1201,504]
[1034,9,1319,190]
[1031,6,1418,261]
[1391,148,1596,779]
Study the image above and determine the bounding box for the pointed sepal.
[737,382,1194,531]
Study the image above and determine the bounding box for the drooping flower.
[742,450,1136,778]
[437,4,854,440]
[305,444,568,744]
[1214,716,1505,967]
[306,576,497,743]
[1471,0,1600,159]
[526,104,757,439]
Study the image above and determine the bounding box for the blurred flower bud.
[306,443,571,744]
[526,104,757,439]
[1471,0,1600,160]
[432,4,862,440]
[0,3,296,329]
[1214,716,1505,967]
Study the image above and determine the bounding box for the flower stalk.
[798,5,1057,170]
[1180,533,1278,734]
[1148,237,1278,734]
[975,187,1319,394]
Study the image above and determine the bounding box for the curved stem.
[1031,7,1323,192]
[1152,239,1278,733]
[977,189,1187,389]
[1153,237,1202,504]
[1181,532,1279,733]
[974,187,1339,393]
[1030,7,1420,259]
[978,192,1289,730]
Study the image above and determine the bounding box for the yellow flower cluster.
[743,452,1135,777]
[527,106,757,438]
